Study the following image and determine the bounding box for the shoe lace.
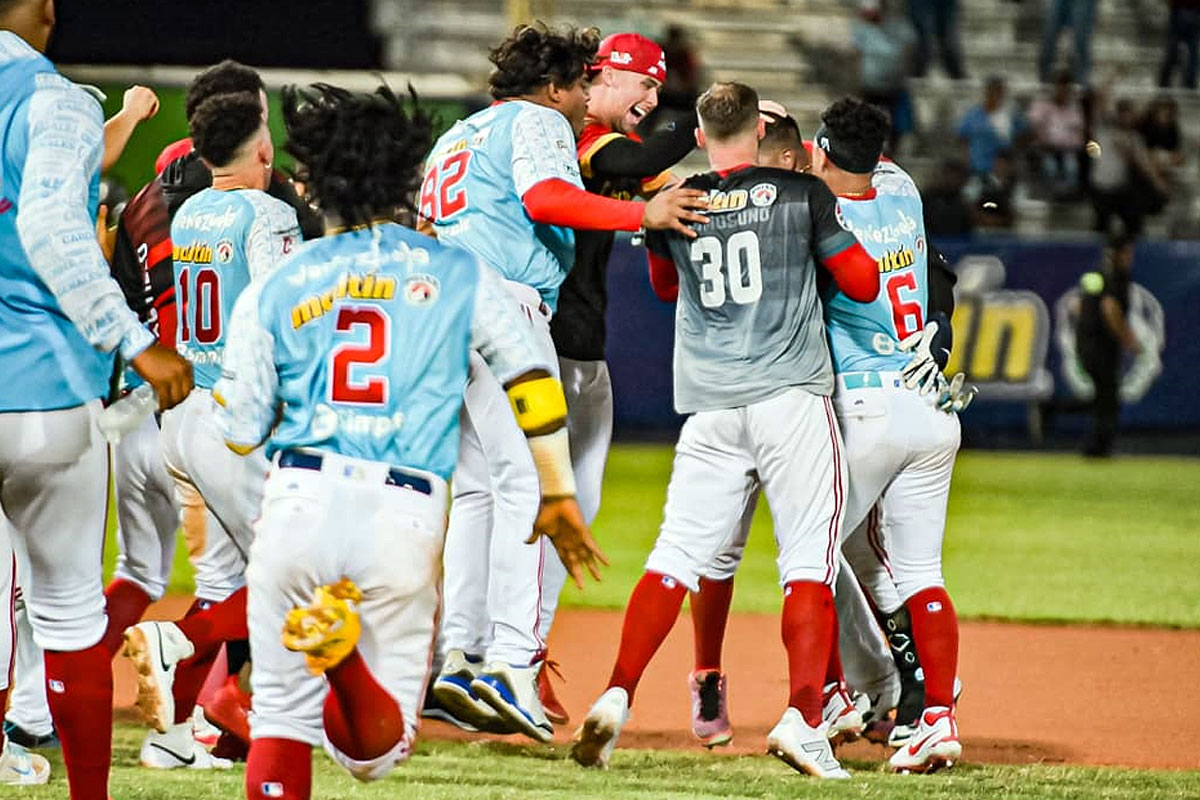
[697,672,723,721]
[542,657,566,684]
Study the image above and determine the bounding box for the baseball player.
[0,2,194,796]
[216,82,602,800]
[122,88,300,751]
[422,22,707,742]
[571,82,880,778]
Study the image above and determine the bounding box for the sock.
[196,644,229,709]
[877,604,921,677]
[172,599,220,725]
[45,643,113,800]
[323,650,404,761]
[906,587,959,708]
[824,604,846,689]
[246,738,311,800]
[100,579,152,657]
[175,587,248,653]
[606,572,687,702]
[689,577,734,673]
[780,580,834,728]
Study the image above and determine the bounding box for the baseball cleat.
[766,708,850,779]
[2,720,59,750]
[888,676,962,747]
[537,653,570,725]
[191,706,221,749]
[201,676,251,745]
[0,741,50,785]
[431,650,510,733]
[139,723,233,770]
[282,578,362,676]
[124,621,196,733]
[472,662,554,743]
[889,706,961,774]
[821,682,865,746]
[570,687,629,768]
[688,670,732,748]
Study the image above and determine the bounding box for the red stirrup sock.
[45,643,113,800]
[606,572,687,702]
[246,738,312,800]
[323,650,404,761]
[101,578,152,657]
[175,587,249,652]
[780,580,835,728]
[906,586,959,708]
[690,577,735,673]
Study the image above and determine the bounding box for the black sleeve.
[927,243,957,318]
[644,229,671,257]
[268,173,324,240]
[109,221,148,320]
[588,122,695,180]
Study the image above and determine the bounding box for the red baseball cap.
[591,32,667,82]
[155,137,194,174]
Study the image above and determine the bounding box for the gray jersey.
[647,167,857,414]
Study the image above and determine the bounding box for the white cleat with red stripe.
[889,706,961,774]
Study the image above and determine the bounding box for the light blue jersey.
[421,100,581,310]
[824,161,929,374]
[216,224,549,480]
[0,32,154,411]
[171,187,299,389]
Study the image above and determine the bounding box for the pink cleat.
[689,670,732,748]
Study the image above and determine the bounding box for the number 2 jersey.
[170,187,300,389]
[215,223,550,480]
[646,166,858,414]
[824,160,929,374]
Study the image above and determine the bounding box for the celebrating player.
[1,1,193,795]
[423,22,707,742]
[571,82,879,778]
[214,81,599,800]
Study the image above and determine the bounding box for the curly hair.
[189,91,264,169]
[820,97,890,169]
[185,60,264,123]
[281,82,433,228]
[487,22,600,99]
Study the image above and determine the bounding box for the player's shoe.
[888,706,961,774]
[472,661,554,743]
[2,719,59,750]
[570,687,629,769]
[124,621,196,733]
[139,723,234,770]
[0,741,50,785]
[888,675,962,747]
[281,578,362,676]
[201,675,251,745]
[431,650,510,733]
[537,652,570,725]
[821,682,865,746]
[191,706,220,749]
[858,671,901,727]
[421,683,480,732]
[688,670,733,748]
[211,731,249,763]
[766,707,851,779]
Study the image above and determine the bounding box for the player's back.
[171,187,295,388]
[420,100,578,308]
[825,160,929,374]
[255,224,480,479]
[649,166,847,413]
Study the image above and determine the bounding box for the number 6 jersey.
[646,166,858,414]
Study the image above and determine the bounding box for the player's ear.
[756,116,766,141]
[695,126,706,151]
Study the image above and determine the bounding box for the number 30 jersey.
[824,160,929,374]
[646,166,857,414]
[170,187,300,388]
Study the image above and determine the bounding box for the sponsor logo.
[876,247,915,274]
[404,274,440,306]
[610,50,633,65]
[173,240,213,264]
[749,182,777,208]
[311,403,405,440]
[176,206,237,233]
[706,189,749,214]
[837,208,920,245]
[215,239,234,263]
[290,273,397,329]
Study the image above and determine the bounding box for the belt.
[277,450,432,496]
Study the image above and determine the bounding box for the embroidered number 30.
[419,150,472,222]
[330,306,390,406]
[690,231,764,309]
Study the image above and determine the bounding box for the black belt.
[277,450,432,496]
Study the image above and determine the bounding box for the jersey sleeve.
[15,78,155,362]
[808,181,858,261]
[468,259,554,385]
[243,194,301,281]
[510,104,584,197]
[214,279,279,451]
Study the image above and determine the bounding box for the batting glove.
[936,372,978,413]
[899,320,944,395]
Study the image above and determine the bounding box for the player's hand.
[122,85,160,122]
[130,345,193,410]
[527,497,609,589]
[642,185,709,238]
[96,204,116,264]
[898,321,943,395]
[936,371,977,414]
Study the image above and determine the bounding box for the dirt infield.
[118,600,1200,770]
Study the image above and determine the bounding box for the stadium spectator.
[1038,0,1097,86]
[923,157,975,236]
[907,0,966,79]
[966,147,1019,229]
[853,0,916,154]
[1157,0,1199,89]
[1090,97,1167,236]
[1028,71,1086,197]
[1139,96,1185,173]
[957,76,1029,177]
[660,25,702,111]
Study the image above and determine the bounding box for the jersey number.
[177,267,221,344]
[419,150,472,222]
[691,231,763,309]
[330,306,390,406]
[886,272,923,340]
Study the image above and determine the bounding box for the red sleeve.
[821,242,880,303]
[647,250,679,302]
[522,179,644,232]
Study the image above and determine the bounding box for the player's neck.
[706,143,758,175]
[823,170,873,198]
[211,160,269,193]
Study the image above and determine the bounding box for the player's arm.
[214,281,280,454]
[1100,295,1140,354]
[16,80,191,408]
[808,182,879,302]
[102,86,160,172]
[244,198,302,280]
[469,260,608,587]
[582,123,694,193]
[644,229,679,302]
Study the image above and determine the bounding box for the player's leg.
[832,554,900,732]
[572,408,755,768]
[4,530,56,750]
[749,390,849,779]
[0,403,113,799]
[558,356,613,525]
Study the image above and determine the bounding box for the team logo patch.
[261,783,285,798]
[915,234,926,253]
[215,239,234,263]
[749,182,777,208]
[404,274,440,306]
[610,50,633,65]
